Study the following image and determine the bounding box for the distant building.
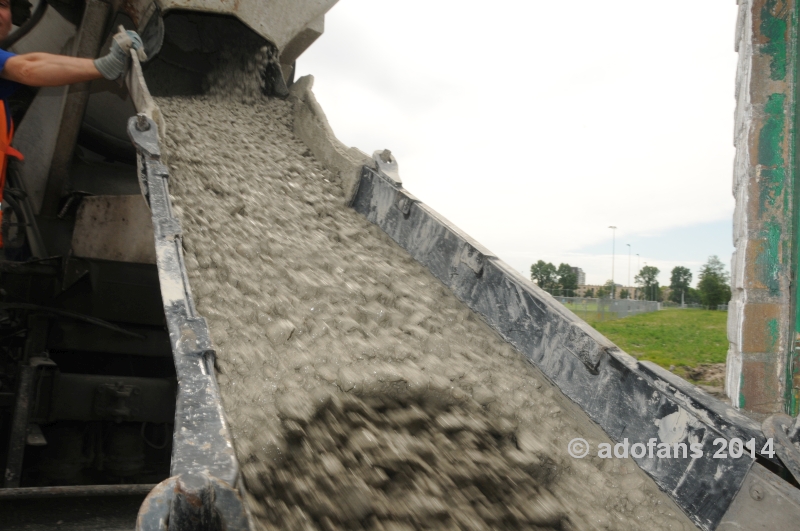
[578,284,633,299]
[571,267,586,287]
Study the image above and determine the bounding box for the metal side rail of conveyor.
[350,159,800,531]
[124,52,251,531]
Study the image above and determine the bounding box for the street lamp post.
[609,226,617,299]
[626,244,631,299]
[636,254,640,299]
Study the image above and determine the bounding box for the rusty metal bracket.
[136,474,249,531]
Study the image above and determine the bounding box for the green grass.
[561,302,620,325]
[590,309,728,369]
[562,301,600,313]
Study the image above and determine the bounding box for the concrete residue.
[155,245,187,307]
[153,42,696,531]
[656,409,689,445]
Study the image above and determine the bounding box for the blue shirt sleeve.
[0,49,20,99]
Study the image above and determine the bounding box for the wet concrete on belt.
[153,46,695,531]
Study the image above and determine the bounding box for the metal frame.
[127,115,249,530]
[351,165,800,531]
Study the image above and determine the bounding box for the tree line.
[529,255,731,308]
[529,261,578,297]
[664,256,731,308]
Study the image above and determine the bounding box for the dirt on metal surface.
[153,43,696,531]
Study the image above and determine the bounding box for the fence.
[553,296,660,323]
[662,301,702,309]
[663,301,727,310]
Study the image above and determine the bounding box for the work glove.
[94,27,146,81]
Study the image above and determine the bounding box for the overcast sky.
[296,1,738,288]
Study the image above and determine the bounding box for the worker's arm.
[1,53,101,86]
[0,28,142,88]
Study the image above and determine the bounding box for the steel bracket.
[136,473,249,531]
[127,116,161,160]
[155,218,182,240]
[94,382,139,421]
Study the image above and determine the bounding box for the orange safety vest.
[0,100,25,248]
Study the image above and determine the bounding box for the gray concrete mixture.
[153,45,696,531]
